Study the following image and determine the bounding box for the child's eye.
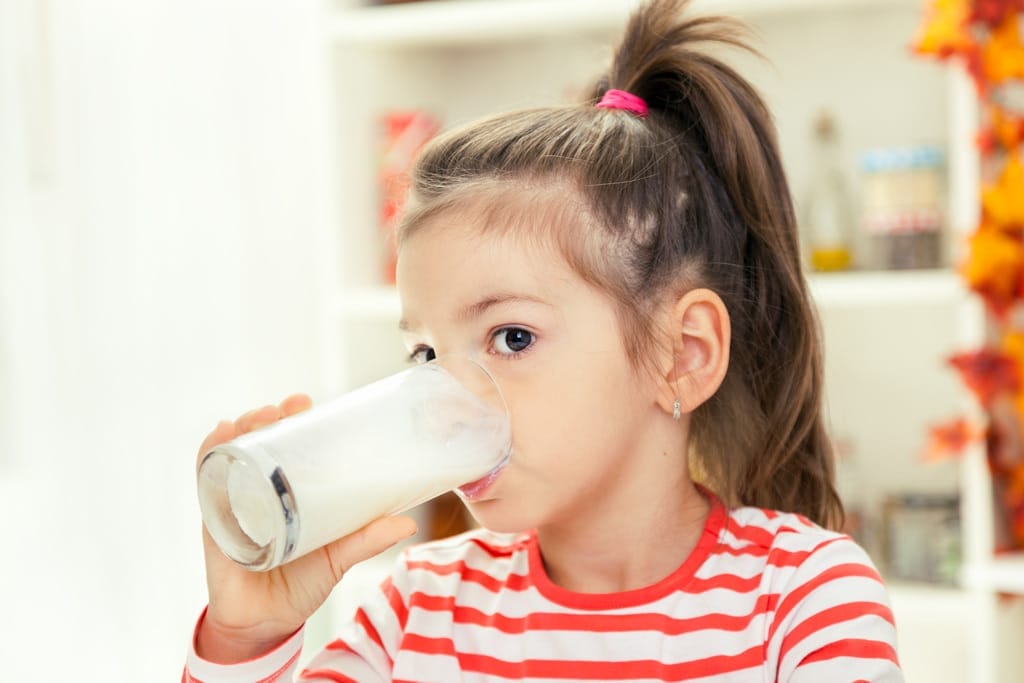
[408,345,437,364]
[491,327,534,357]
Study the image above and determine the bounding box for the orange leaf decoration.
[949,348,1021,405]
[977,105,1024,154]
[913,0,975,57]
[983,13,1024,83]
[985,104,1024,150]
[961,225,1024,314]
[1003,330,1024,364]
[923,417,985,462]
[982,151,1024,228]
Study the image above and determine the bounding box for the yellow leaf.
[913,0,974,56]
[1004,330,1024,363]
[983,13,1024,82]
[962,223,1024,313]
[983,151,1024,228]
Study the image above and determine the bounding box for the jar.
[860,146,945,270]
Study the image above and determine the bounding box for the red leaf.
[922,417,985,462]
[949,348,1021,405]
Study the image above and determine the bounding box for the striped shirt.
[185,496,902,682]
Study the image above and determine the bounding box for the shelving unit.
[331,0,919,46]
[311,1,1024,679]
[965,554,1024,595]
[337,269,967,319]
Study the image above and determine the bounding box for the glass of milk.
[196,355,511,571]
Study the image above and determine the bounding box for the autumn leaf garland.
[915,0,1024,549]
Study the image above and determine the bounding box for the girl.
[185,0,902,680]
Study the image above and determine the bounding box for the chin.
[465,499,536,535]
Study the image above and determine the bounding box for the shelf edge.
[330,0,919,48]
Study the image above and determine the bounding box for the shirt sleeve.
[766,534,904,683]
[182,607,304,683]
[183,554,411,683]
[299,556,411,682]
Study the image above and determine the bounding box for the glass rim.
[428,352,510,421]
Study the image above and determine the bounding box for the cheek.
[503,352,649,469]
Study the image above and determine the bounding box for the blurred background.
[2,0,1024,681]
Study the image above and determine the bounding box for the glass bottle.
[802,111,854,272]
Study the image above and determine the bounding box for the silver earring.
[672,399,681,421]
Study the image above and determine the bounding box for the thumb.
[321,515,418,584]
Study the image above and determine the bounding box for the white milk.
[200,360,510,571]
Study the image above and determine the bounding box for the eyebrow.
[399,293,550,332]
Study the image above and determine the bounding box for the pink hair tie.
[595,89,649,118]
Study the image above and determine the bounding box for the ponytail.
[597,0,841,528]
[401,0,843,529]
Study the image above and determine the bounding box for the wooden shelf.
[331,0,917,47]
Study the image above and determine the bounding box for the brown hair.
[397,0,843,529]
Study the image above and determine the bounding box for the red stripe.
[713,543,772,558]
[713,536,844,565]
[800,638,899,666]
[687,571,763,593]
[184,650,299,683]
[468,535,524,558]
[765,537,844,569]
[779,601,896,664]
[724,517,792,547]
[406,558,531,592]
[408,557,765,596]
[354,607,392,668]
[724,517,775,547]
[254,649,301,683]
[399,634,764,679]
[382,577,409,630]
[768,563,884,644]
[324,638,357,653]
[406,590,779,635]
[299,668,360,682]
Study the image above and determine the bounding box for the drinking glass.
[197,355,510,571]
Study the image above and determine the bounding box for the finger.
[196,420,237,467]
[235,404,281,434]
[279,393,313,418]
[321,515,418,584]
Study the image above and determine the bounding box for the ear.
[654,288,731,417]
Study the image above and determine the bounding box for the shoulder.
[722,505,879,575]
[717,505,890,619]
[721,507,900,678]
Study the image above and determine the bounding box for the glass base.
[197,444,298,571]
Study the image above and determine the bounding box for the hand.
[195,394,418,663]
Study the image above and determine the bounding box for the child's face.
[396,213,672,534]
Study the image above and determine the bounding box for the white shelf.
[331,0,918,47]
[335,271,966,321]
[963,554,1024,596]
[807,269,965,309]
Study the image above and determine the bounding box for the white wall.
[0,1,334,679]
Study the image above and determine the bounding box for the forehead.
[395,196,597,326]
[397,211,570,299]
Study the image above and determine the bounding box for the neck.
[535,416,711,594]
